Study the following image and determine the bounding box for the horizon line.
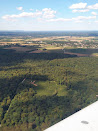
[0,30,98,32]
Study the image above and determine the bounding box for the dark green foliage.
[0,48,98,131]
[64,48,98,55]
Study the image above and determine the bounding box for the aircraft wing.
[45,101,98,131]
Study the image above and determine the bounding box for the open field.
[64,52,89,57]
[29,36,95,41]
[4,47,34,52]
[42,45,63,50]
[29,50,43,53]
[0,42,24,44]
[92,53,98,56]
[31,80,67,96]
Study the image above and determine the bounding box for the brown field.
[31,36,95,41]
[64,52,89,57]
[45,46,63,50]
[11,39,23,41]
[29,50,43,53]
[0,42,23,44]
[92,53,98,57]
[29,49,50,53]
[20,43,40,46]
[4,47,33,52]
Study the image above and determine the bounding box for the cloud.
[72,9,89,13]
[75,20,83,23]
[69,3,87,9]
[47,18,71,22]
[70,3,98,13]
[30,9,33,11]
[70,2,98,10]
[91,12,97,15]
[87,3,98,10]
[17,7,23,11]
[2,12,42,20]
[2,6,97,24]
[72,16,96,21]
[2,8,56,21]
[88,22,91,24]
[42,8,56,19]
[95,21,98,23]
[47,16,96,23]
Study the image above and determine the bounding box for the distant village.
[0,36,98,49]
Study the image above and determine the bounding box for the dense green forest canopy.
[0,34,98,131]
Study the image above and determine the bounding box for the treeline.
[0,31,98,37]
[0,48,98,131]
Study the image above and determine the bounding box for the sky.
[0,0,98,31]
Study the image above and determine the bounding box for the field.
[92,53,98,56]
[5,47,34,52]
[0,35,97,57]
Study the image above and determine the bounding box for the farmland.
[0,32,98,56]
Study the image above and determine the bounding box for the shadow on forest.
[0,48,77,67]
[69,80,88,91]
[64,48,98,55]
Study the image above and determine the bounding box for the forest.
[0,33,98,131]
[0,31,98,37]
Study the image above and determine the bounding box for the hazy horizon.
[0,30,98,32]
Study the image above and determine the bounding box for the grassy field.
[34,81,67,96]
[92,53,98,56]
